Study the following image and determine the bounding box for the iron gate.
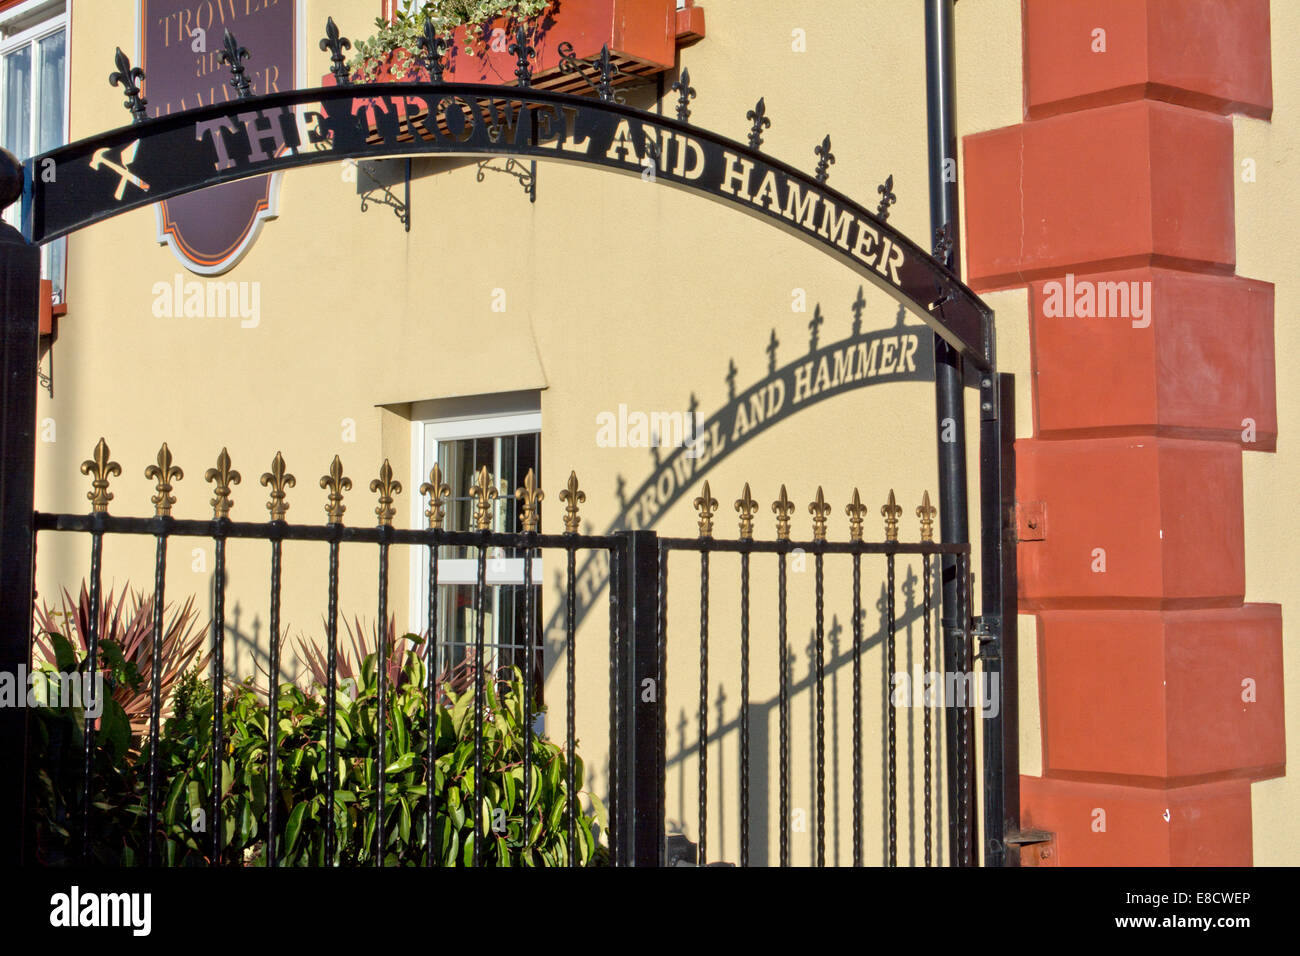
[11,438,1009,867]
[0,12,1021,867]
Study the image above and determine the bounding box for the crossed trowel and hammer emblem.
[89,139,150,200]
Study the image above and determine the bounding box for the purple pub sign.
[139,0,299,273]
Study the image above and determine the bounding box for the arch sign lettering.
[22,55,993,371]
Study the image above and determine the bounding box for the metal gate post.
[925,0,977,865]
[979,372,1020,865]
[615,530,665,866]
[0,159,41,866]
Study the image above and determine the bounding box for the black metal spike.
[746,98,770,149]
[558,41,623,102]
[418,19,447,82]
[509,25,535,87]
[725,357,737,400]
[595,46,616,102]
[931,224,956,311]
[108,47,148,124]
[814,135,835,184]
[933,223,953,267]
[219,29,252,99]
[809,303,824,352]
[320,17,352,85]
[876,174,896,221]
[672,68,696,123]
[766,328,780,374]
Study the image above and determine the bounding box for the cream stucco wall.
[1237,0,1298,868]
[36,0,1041,866]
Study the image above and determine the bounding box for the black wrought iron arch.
[17,77,993,370]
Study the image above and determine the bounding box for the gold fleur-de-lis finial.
[369,458,402,527]
[845,487,868,542]
[259,452,296,522]
[203,447,242,519]
[419,463,451,530]
[144,442,183,517]
[734,482,759,539]
[693,481,719,538]
[772,484,795,540]
[882,488,903,542]
[81,437,122,514]
[917,490,937,542]
[558,471,585,534]
[469,466,498,531]
[808,486,832,541]
[515,468,544,533]
[320,455,352,525]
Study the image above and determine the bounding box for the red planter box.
[332,1,679,92]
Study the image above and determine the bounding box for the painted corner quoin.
[963,0,1281,864]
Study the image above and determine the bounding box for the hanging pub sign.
[139,0,300,273]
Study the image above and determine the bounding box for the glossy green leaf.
[284,801,309,854]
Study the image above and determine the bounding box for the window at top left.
[1,0,67,305]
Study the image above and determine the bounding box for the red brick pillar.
[963,0,1282,865]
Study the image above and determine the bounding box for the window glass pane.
[36,29,65,154]
[437,584,479,679]
[437,438,471,558]
[2,46,32,159]
[423,423,542,710]
[44,237,64,302]
[498,435,518,532]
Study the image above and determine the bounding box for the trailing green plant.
[29,639,605,867]
[34,584,210,740]
[348,0,554,82]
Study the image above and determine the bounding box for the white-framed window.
[384,0,421,20]
[409,393,543,698]
[0,0,67,302]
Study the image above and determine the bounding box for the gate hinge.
[978,372,998,422]
[1005,829,1056,866]
[1016,500,1046,541]
[973,615,1000,662]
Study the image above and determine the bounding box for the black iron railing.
[26,438,994,867]
[655,482,977,867]
[30,443,666,866]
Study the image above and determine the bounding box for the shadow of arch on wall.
[540,301,934,645]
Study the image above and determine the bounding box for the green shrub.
[34,583,209,740]
[29,639,605,867]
